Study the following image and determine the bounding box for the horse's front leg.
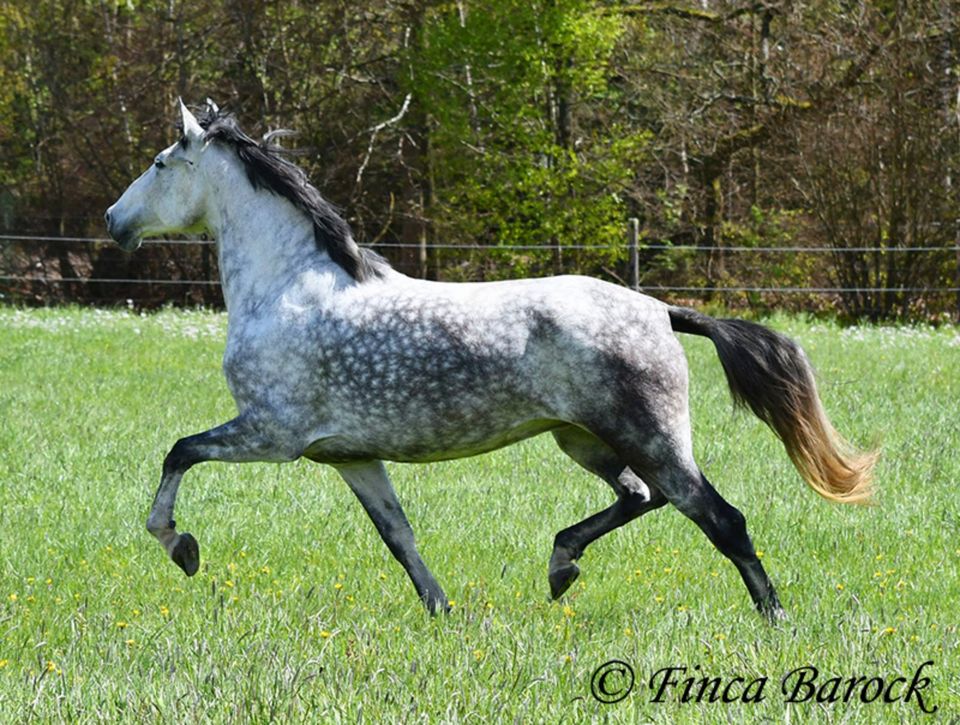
[148,415,296,576]
[334,461,448,614]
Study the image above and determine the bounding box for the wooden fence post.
[628,217,640,292]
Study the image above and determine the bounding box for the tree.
[402,0,647,280]
[796,1,960,320]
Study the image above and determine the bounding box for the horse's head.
[105,100,211,251]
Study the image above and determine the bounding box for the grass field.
[0,306,958,722]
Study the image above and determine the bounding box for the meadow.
[0,306,957,722]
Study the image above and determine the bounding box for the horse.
[105,100,876,621]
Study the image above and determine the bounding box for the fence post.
[955,219,959,322]
[419,234,428,280]
[628,217,640,292]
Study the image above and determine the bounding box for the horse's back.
[395,273,672,345]
[383,274,688,423]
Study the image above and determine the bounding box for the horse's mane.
[189,105,388,282]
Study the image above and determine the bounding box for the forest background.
[0,0,958,321]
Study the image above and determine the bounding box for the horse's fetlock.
[552,532,580,559]
[146,517,165,535]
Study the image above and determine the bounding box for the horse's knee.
[163,436,198,476]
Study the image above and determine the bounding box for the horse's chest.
[221,324,402,411]
[222,328,325,409]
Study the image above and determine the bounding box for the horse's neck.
[208,172,335,316]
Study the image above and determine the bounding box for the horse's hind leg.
[549,426,667,599]
[632,453,784,620]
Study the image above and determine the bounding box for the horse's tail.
[668,306,876,505]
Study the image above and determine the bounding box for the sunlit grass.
[0,307,957,721]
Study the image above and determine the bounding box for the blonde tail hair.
[669,307,876,504]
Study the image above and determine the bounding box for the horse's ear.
[205,98,220,114]
[178,98,204,143]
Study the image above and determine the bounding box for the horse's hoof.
[549,563,580,599]
[171,532,200,576]
[424,594,451,616]
[763,606,788,624]
[758,598,787,624]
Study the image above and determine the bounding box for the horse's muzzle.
[104,208,141,251]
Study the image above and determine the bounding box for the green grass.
[0,307,958,722]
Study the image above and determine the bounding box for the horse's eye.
[154,159,166,169]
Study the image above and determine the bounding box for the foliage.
[0,1,958,318]
[410,1,642,278]
[796,4,960,320]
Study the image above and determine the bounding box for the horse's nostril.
[104,210,112,227]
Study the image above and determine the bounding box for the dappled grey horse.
[105,101,875,620]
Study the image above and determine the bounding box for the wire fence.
[2,233,959,308]
[1,233,955,254]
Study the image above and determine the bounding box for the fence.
[2,225,959,318]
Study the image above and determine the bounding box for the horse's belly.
[303,416,564,464]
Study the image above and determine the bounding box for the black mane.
[190,105,387,282]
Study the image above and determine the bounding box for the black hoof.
[171,532,200,576]
[758,595,787,623]
[549,563,580,599]
[424,594,451,616]
[761,605,788,624]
